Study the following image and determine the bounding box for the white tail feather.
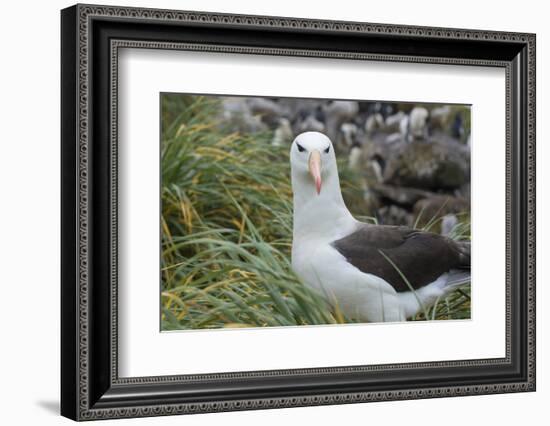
[398,271,470,318]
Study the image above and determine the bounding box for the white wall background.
[0,0,546,424]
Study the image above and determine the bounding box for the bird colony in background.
[218,96,471,233]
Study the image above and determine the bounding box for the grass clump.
[161,95,345,330]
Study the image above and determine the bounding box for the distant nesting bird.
[290,132,470,322]
[271,118,293,147]
[347,143,363,171]
[384,111,406,133]
[339,122,358,149]
[409,107,429,140]
[364,113,384,134]
[429,105,452,130]
[324,101,359,142]
[441,214,459,237]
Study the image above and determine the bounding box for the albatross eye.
[324,146,330,154]
[296,143,306,153]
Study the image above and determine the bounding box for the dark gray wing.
[331,224,470,292]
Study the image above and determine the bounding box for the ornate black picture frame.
[61,3,536,421]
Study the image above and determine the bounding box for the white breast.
[292,232,404,322]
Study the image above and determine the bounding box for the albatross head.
[290,131,337,196]
[290,131,355,241]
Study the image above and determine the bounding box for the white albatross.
[290,131,470,322]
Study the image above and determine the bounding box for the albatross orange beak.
[308,149,322,195]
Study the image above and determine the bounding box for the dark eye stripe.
[324,146,330,154]
[296,143,306,153]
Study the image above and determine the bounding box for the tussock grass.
[161,95,349,330]
[411,205,471,321]
[161,95,470,330]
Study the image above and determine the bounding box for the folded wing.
[331,224,470,292]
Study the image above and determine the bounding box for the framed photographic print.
[61,3,536,421]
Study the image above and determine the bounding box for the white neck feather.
[291,169,357,242]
